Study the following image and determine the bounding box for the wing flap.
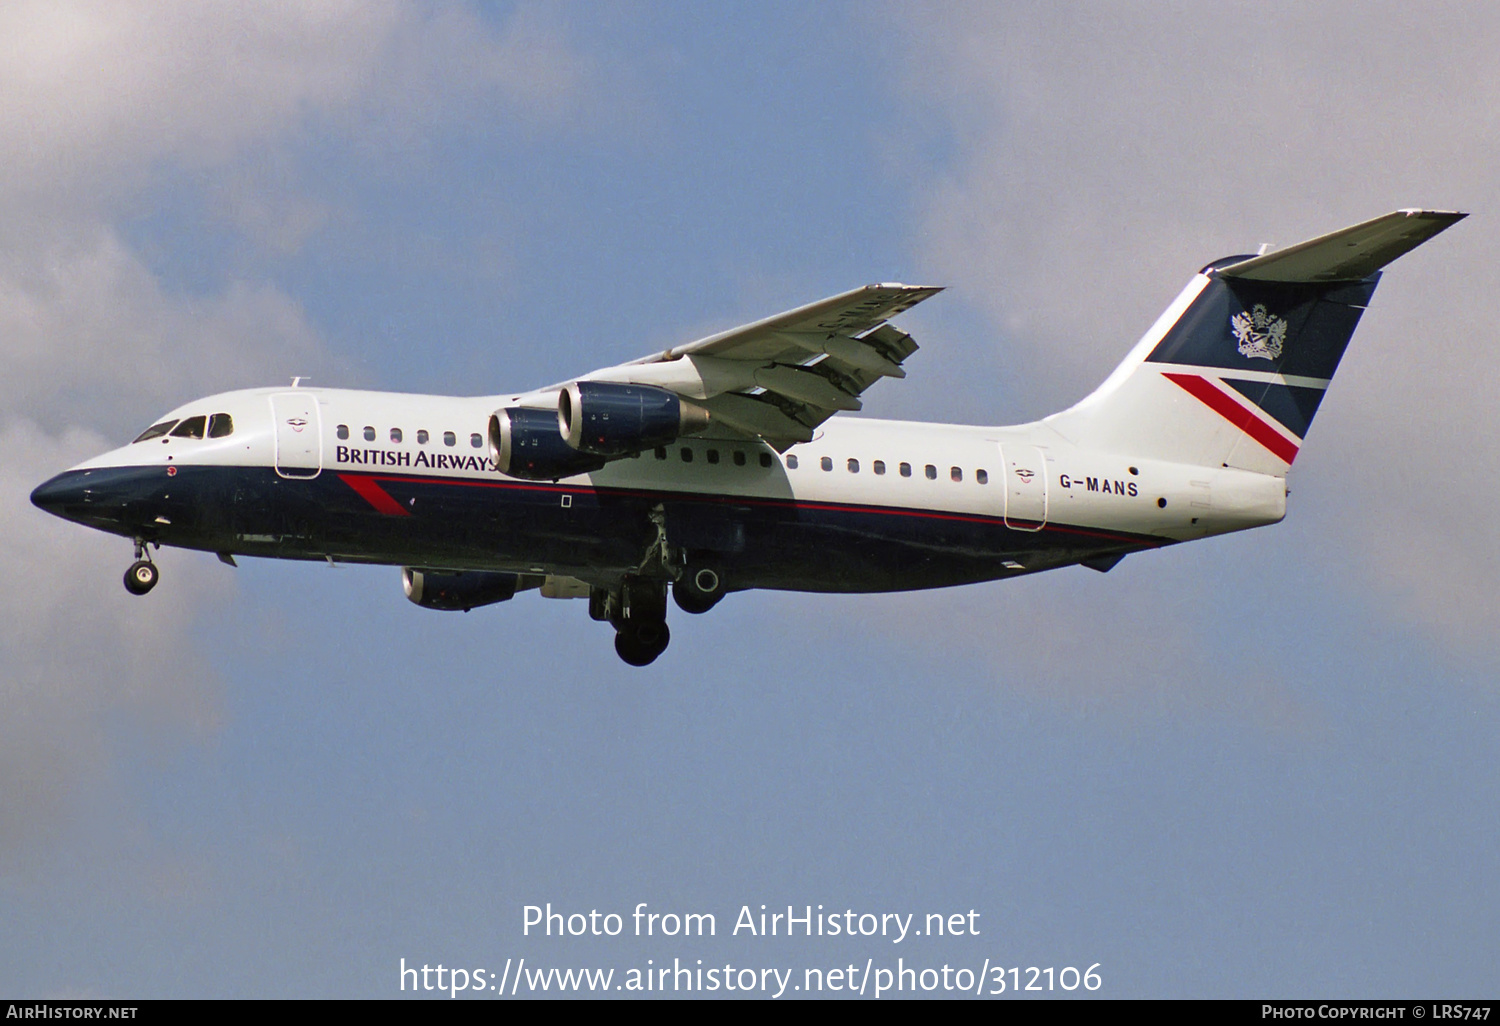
[697,392,816,447]
[752,365,863,412]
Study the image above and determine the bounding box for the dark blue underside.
[33,465,1162,593]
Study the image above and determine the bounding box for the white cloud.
[0,226,333,438]
[897,2,1500,650]
[0,418,228,863]
[0,2,605,850]
[794,544,1320,734]
[0,2,604,435]
[0,2,599,217]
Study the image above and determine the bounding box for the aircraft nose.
[30,471,88,517]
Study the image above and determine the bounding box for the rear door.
[1000,444,1048,530]
[271,393,322,479]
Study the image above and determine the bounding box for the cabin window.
[759,452,773,468]
[976,469,988,485]
[733,450,746,466]
[681,447,693,462]
[655,446,667,460]
[443,431,456,446]
[786,454,799,469]
[390,427,403,443]
[363,426,376,441]
[417,429,429,444]
[336,424,349,440]
[471,433,483,448]
[951,466,962,482]
[707,448,720,464]
[899,462,911,478]
[925,464,937,480]
[873,460,885,475]
[847,458,859,473]
[170,416,207,439]
[134,420,178,443]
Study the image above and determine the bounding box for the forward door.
[271,393,322,479]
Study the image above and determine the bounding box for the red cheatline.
[1162,372,1300,464]
[338,473,411,516]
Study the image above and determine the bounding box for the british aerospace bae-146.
[32,210,1463,665]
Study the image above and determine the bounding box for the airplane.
[31,209,1464,666]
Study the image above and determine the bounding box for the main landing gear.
[591,577,672,667]
[615,618,670,667]
[673,564,725,615]
[588,563,729,667]
[595,505,730,666]
[123,538,159,596]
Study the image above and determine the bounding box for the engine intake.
[559,381,710,457]
[403,568,522,611]
[489,407,609,480]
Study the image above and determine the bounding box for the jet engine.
[488,407,609,481]
[558,381,710,457]
[402,567,522,611]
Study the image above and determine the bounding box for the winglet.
[1216,209,1467,283]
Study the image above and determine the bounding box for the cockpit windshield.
[133,420,179,443]
[169,416,207,439]
[133,412,234,444]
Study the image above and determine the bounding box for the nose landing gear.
[124,560,158,595]
[123,538,159,596]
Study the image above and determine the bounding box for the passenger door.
[271,393,322,479]
[1000,444,1048,530]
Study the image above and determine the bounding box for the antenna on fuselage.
[290,376,307,387]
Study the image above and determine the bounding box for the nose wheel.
[123,538,159,596]
[124,560,159,595]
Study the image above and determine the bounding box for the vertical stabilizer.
[1044,210,1465,476]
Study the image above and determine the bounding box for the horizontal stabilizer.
[1217,209,1466,283]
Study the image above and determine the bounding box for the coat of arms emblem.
[1230,303,1287,360]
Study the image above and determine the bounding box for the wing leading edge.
[566,283,942,448]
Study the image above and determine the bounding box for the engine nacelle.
[402,567,521,611]
[489,407,609,480]
[559,381,710,457]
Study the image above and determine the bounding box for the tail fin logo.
[1230,304,1287,361]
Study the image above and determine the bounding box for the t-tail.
[1046,209,1466,477]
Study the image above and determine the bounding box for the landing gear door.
[271,393,322,479]
[1000,444,1047,531]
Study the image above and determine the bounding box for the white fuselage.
[69,385,1286,569]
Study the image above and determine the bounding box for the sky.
[3,0,1498,999]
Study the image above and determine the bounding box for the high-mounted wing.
[571,283,943,447]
